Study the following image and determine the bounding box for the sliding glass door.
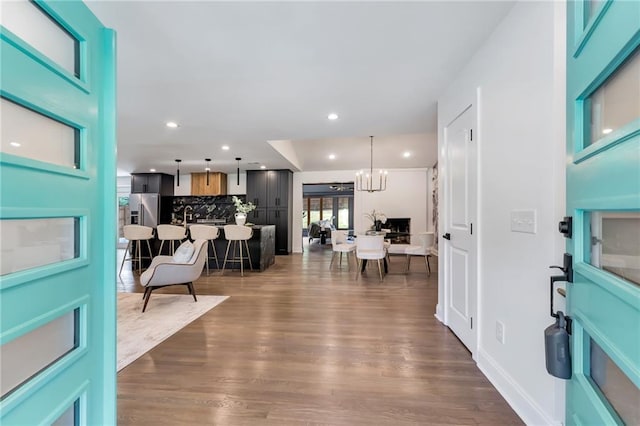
[303,196,353,230]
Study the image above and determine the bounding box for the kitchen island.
[194,224,275,272]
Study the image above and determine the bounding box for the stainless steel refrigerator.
[129,193,160,228]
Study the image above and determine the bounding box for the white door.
[444,104,477,352]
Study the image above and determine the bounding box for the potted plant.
[232,196,256,226]
[364,210,387,231]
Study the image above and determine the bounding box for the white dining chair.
[406,232,435,275]
[355,234,386,282]
[330,230,356,269]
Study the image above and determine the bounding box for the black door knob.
[443,233,451,240]
[558,216,572,239]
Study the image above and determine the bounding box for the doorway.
[302,183,354,248]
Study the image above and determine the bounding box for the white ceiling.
[86,1,514,176]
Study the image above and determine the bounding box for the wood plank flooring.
[117,243,522,425]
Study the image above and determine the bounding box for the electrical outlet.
[496,321,505,344]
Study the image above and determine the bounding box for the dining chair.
[406,232,435,275]
[330,230,356,269]
[355,234,386,282]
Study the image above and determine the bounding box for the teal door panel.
[566,0,640,424]
[0,1,116,424]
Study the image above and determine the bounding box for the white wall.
[173,173,191,196]
[117,176,131,197]
[226,172,246,195]
[292,169,429,253]
[437,2,566,425]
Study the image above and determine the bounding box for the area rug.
[117,292,228,371]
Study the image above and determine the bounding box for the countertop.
[166,223,275,230]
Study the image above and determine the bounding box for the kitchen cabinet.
[131,173,174,195]
[246,170,268,207]
[190,172,227,196]
[246,170,292,254]
[267,209,290,255]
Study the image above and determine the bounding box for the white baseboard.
[434,303,444,323]
[477,349,561,426]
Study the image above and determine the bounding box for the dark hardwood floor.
[116,242,522,425]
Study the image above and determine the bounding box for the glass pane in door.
[322,198,333,224]
[587,211,640,286]
[590,338,640,424]
[309,198,320,224]
[587,0,605,21]
[586,47,640,147]
[337,197,350,229]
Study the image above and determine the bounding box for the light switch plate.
[511,209,537,234]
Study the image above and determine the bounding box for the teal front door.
[0,1,117,424]
[566,1,640,424]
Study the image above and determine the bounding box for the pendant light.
[175,159,181,186]
[236,157,241,186]
[205,158,211,185]
[355,136,387,192]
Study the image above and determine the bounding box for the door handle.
[443,233,451,240]
[549,253,573,319]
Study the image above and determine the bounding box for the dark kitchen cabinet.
[246,170,292,254]
[267,209,289,255]
[246,171,268,208]
[266,170,289,208]
[131,173,174,195]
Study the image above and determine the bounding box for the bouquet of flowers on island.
[364,209,387,231]
[231,196,256,214]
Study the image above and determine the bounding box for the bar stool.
[119,225,154,277]
[189,224,220,275]
[221,225,253,276]
[157,224,187,255]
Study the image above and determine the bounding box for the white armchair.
[139,239,208,312]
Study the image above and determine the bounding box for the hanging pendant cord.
[370,136,374,178]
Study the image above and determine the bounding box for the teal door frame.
[0,1,117,424]
[566,0,640,424]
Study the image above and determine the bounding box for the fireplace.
[385,218,411,244]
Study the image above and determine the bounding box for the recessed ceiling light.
[166,121,179,128]
[149,168,156,172]
[221,145,230,150]
[260,165,266,169]
[328,154,336,160]
[327,113,338,120]
[403,151,411,158]
[10,142,21,147]
[602,128,613,134]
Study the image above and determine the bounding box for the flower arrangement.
[232,196,256,214]
[364,209,387,228]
